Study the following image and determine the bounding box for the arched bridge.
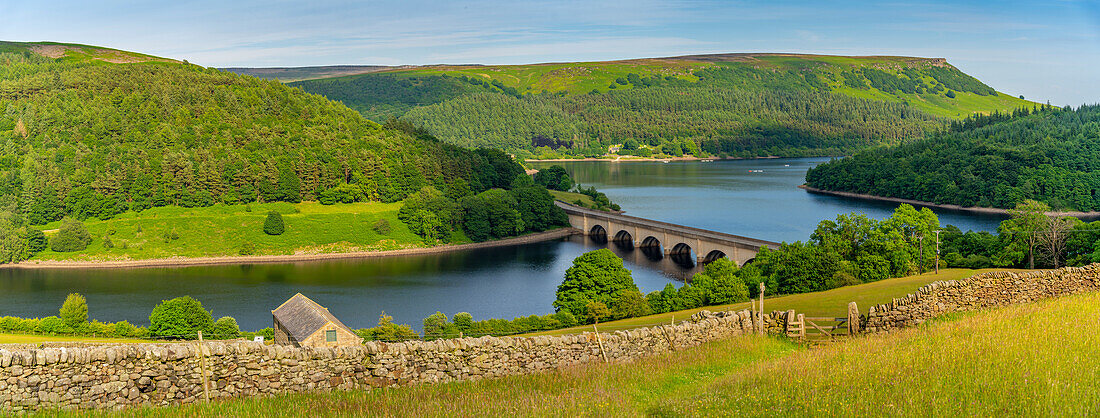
[556,201,780,266]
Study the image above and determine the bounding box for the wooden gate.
[786,303,861,343]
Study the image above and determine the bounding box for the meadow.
[527,267,1024,337]
[27,202,426,262]
[76,284,1100,417]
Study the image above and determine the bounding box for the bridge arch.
[669,243,695,268]
[589,225,608,244]
[612,230,634,250]
[702,250,727,264]
[639,236,663,261]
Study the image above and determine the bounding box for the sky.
[2,0,1098,105]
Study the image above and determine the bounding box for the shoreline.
[3,228,581,270]
[525,155,783,163]
[799,185,1100,218]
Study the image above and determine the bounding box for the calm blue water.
[0,158,1001,331]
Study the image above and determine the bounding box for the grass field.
[92,287,1100,417]
[548,190,598,209]
[28,202,427,262]
[527,268,1025,337]
[0,333,148,345]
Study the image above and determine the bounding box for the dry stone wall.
[864,264,1100,332]
[0,308,779,411]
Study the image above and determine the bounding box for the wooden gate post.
[758,283,765,335]
[847,302,860,335]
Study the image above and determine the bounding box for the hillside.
[289,53,1032,158]
[112,287,1100,416]
[806,105,1100,212]
[222,65,396,82]
[0,42,556,264]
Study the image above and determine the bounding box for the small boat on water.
[749,169,764,173]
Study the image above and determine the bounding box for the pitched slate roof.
[271,293,355,343]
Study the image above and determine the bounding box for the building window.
[326,330,337,342]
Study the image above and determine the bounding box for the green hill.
[290,53,1033,158]
[806,104,1100,212]
[0,42,550,264]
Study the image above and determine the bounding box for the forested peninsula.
[289,54,1030,159]
[806,105,1100,213]
[0,42,575,265]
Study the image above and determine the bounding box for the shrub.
[239,242,256,256]
[50,217,91,252]
[422,311,459,341]
[148,296,214,339]
[110,320,138,337]
[212,316,241,339]
[358,312,419,342]
[453,312,474,335]
[610,289,651,319]
[102,236,114,249]
[26,229,47,254]
[37,316,72,334]
[59,293,88,329]
[263,211,285,235]
[162,231,180,242]
[372,219,392,235]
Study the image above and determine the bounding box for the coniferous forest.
[292,57,1027,158]
[806,105,1100,212]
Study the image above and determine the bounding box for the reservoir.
[0,158,1003,332]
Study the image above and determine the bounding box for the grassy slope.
[0,41,176,63]
[548,190,597,208]
[97,287,1100,416]
[380,54,1032,119]
[27,202,428,262]
[0,333,148,345]
[528,268,1026,336]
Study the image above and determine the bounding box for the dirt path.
[4,228,580,270]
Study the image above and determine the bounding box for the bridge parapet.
[555,201,779,266]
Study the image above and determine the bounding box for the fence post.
[847,302,860,335]
[196,331,210,402]
[758,283,765,335]
[592,323,608,362]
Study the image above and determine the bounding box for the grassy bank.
[528,268,1025,337]
[88,287,1099,416]
[0,333,148,345]
[548,190,597,208]
[27,202,427,262]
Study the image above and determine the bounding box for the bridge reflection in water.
[556,201,780,280]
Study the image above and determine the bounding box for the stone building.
[271,293,359,348]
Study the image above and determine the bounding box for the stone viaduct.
[555,201,780,266]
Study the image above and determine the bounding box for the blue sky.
[3,0,1098,105]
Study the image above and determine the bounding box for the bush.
[59,293,88,329]
[26,229,47,254]
[263,211,285,235]
[610,289,651,319]
[372,219,392,235]
[212,316,241,339]
[148,296,214,339]
[50,217,91,252]
[238,242,256,256]
[422,311,459,341]
[102,236,114,249]
[110,320,138,337]
[453,312,474,335]
[357,312,419,342]
[37,316,72,334]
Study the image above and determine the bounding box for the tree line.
[806,104,1100,211]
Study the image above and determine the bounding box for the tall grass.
[79,290,1100,417]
